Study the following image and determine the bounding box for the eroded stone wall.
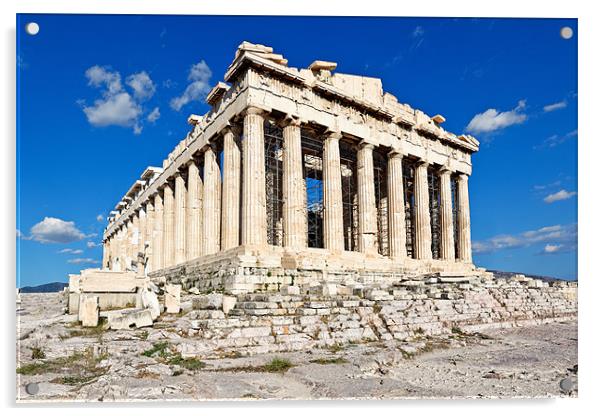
[173,277,577,358]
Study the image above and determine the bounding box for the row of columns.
[104,106,472,272]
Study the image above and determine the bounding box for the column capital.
[242,105,270,117]
[358,141,375,150]
[416,159,430,168]
[439,165,452,175]
[278,114,303,128]
[325,130,342,141]
[458,172,470,181]
[219,122,236,137]
[204,140,219,153]
[388,148,406,159]
[184,157,198,167]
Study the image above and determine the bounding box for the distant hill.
[20,282,68,293]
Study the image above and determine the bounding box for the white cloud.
[533,180,562,191]
[544,189,577,203]
[543,101,567,112]
[412,26,425,38]
[96,214,104,222]
[67,258,100,265]
[83,92,142,130]
[126,71,156,101]
[170,60,212,111]
[87,241,99,248]
[81,66,158,134]
[473,223,577,254]
[543,244,562,253]
[17,229,32,240]
[534,129,577,150]
[59,248,84,254]
[147,107,161,123]
[30,217,87,244]
[162,79,176,89]
[85,65,122,94]
[466,100,527,134]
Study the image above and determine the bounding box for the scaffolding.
[264,121,284,246]
[340,140,359,252]
[402,159,416,258]
[374,149,389,256]
[427,165,442,259]
[301,128,324,248]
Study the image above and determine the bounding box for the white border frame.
[3,0,600,413]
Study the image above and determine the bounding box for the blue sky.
[16,15,577,286]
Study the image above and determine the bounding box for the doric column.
[282,117,306,250]
[387,151,407,259]
[152,192,164,271]
[111,232,117,270]
[414,161,432,260]
[145,201,155,272]
[186,160,203,260]
[202,144,221,255]
[117,225,125,271]
[323,132,344,252]
[221,127,241,250]
[163,183,175,268]
[457,173,472,263]
[102,239,109,269]
[439,168,455,261]
[241,107,267,246]
[133,213,140,258]
[174,172,187,265]
[126,218,134,269]
[138,208,146,262]
[108,236,115,270]
[357,142,378,254]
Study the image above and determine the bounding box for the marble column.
[457,173,472,263]
[241,107,267,246]
[186,160,203,260]
[387,151,407,259]
[439,168,455,261]
[102,239,108,269]
[221,127,241,250]
[145,201,155,272]
[203,144,221,255]
[110,233,116,270]
[138,208,146,261]
[282,118,307,250]
[323,132,344,252]
[117,225,125,271]
[163,182,175,268]
[414,161,432,260]
[152,192,164,271]
[357,142,378,254]
[174,172,187,265]
[126,218,134,269]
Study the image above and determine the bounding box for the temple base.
[148,245,479,294]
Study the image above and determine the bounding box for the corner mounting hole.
[25,22,40,36]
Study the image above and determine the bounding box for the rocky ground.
[16,292,578,402]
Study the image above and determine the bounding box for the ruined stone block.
[79,296,99,327]
[165,284,181,314]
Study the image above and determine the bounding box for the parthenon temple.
[101,41,481,293]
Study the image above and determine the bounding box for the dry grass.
[17,347,109,386]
